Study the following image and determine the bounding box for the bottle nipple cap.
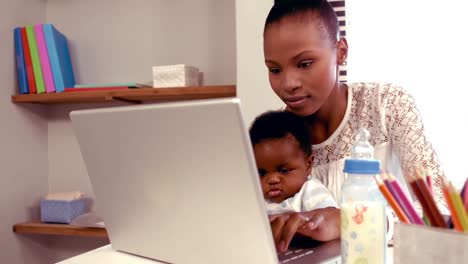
[344,127,380,174]
[351,128,374,160]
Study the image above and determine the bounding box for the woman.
[263,0,447,252]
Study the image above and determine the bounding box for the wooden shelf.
[13,222,108,238]
[11,85,236,104]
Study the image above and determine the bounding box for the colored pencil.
[424,171,433,194]
[381,174,414,223]
[422,214,431,226]
[375,175,410,223]
[463,180,468,213]
[441,178,463,231]
[410,172,447,228]
[386,174,424,225]
[422,170,433,225]
[449,183,468,232]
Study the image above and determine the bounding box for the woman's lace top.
[311,82,447,214]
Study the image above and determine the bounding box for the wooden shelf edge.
[11,85,236,104]
[13,221,108,238]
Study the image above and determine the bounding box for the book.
[13,27,28,94]
[34,24,55,93]
[25,25,46,93]
[43,24,75,93]
[20,27,37,93]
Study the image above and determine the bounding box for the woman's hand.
[297,207,341,242]
[269,207,340,252]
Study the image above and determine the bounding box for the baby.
[249,110,337,215]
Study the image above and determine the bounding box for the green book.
[25,25,46,93]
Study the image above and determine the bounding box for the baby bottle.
[340,128,387,264]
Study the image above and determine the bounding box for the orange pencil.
[375,175,410,223]
[442,178,463,231]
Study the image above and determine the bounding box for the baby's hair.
[265,0,339,45]
[249,110,312,157]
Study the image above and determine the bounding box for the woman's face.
[263,15,345,116]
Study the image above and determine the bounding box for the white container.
[394,223,468,264]
[152,64,199,88]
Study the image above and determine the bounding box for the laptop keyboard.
[276,238,342,264]
[278,248,314,263]
[278,248,341,264]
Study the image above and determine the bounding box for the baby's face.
[253,134,312,203]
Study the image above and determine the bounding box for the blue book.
[14,27,29,94]
[43,24,75,92]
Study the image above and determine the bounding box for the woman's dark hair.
[265,0,339,44]
[249,110,312,157]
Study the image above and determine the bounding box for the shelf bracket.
[112,96,143,104]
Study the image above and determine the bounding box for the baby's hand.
[269,212,310,252]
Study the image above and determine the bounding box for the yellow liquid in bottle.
[341,201,385,264]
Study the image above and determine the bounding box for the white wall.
[0,0,52,263]
[46,0,236,197]
[2,0,283,261]
[46,0,236,86]
[346,0,468,188]
[236,0,283,125]
[47,103,128,200]
[44,1,236,260]
[46,0,284,205]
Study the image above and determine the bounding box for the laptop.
[70,98,341,264]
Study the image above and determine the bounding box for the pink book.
[34,24,55,93]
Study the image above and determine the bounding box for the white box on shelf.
[152,64,200,88]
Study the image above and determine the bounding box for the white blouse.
[311,82,447,214]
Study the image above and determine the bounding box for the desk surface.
[57,244,394,264]
[57,245,157,264]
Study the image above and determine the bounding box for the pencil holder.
[394,223,468,263]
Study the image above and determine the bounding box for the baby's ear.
[306,154,314,173]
